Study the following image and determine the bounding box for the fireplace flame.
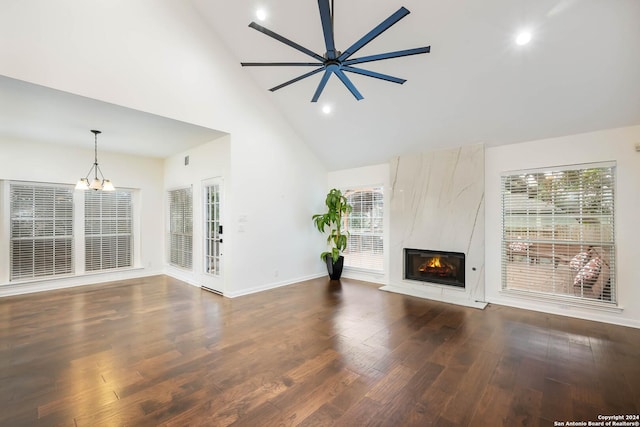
[418,256,455,277]
[427,257,442,268]
[419,257,445,271]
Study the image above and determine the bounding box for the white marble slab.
[386,144,486,307]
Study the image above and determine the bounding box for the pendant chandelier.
[75,130,115,191]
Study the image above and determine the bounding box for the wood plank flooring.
[1,275,639,426]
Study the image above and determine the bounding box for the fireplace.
[404,248,465,288]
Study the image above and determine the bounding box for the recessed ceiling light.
[515,31,532,46]
[256,8,267,21]
[322,105,332,114]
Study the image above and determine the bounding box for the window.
[343,186,384,271]
[168,187,193,269]
[10,183,74,280]
[4,180,139,283]
[85,190,133,271]
[501,163,615,303]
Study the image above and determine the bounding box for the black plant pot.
[326,255,344,280]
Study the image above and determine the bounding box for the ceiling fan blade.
[334,69,364,100]
[249,22,325,62]
[343,46,430,66]
[337,7,410,62]
[318,0,337,59]
[342,66,406,84]
[241,62,323,67]
[311,70,333,102]
[269,67,325,92]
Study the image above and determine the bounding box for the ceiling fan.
[241,0,430,102]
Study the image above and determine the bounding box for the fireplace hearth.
[404,248,465,288]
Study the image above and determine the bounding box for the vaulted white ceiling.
[192,0,640,169]
[2,0,639,170]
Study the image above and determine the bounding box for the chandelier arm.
[95,164,106,181]
[83,164,96,180]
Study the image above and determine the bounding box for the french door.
[202,178,223,293]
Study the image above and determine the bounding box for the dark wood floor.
[1,275,638,426]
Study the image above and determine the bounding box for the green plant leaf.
[312,188,353,263]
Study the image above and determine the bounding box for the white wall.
[485,125,640,328]
[328,163,390,284]
[0,0,328,296]
[226,127,328,296]
[0,138,165,295]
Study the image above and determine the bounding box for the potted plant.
[312,188,352,280]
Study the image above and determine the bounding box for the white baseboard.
[0,268,163,298]
[224,273,327,298]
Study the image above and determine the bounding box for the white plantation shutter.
[343,187,384,271]
[85,190,133,271]
[168,187,193,269]
[501,163,616,303]
[10,183,74,280]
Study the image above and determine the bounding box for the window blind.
[168,187,193,269]
[343,187,384,271]
[10,183,74,280]
[501,164,615,303]
[85,190,133,271]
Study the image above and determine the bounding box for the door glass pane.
[205,184,221,276]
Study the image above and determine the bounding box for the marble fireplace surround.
[380,144,487,309]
